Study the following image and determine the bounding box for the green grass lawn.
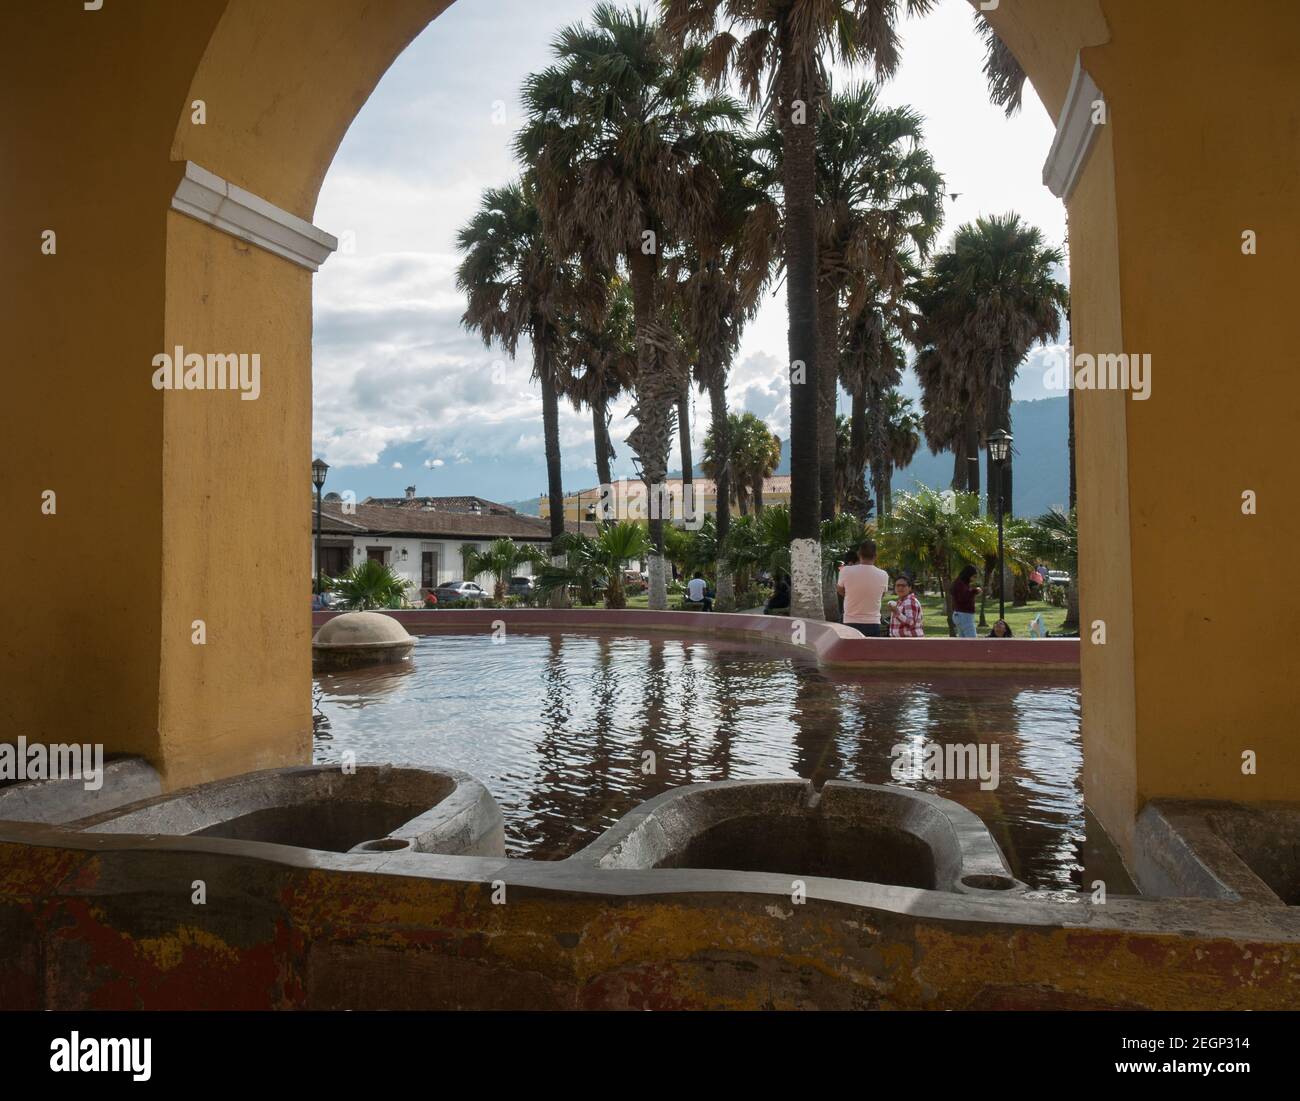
[913,591,1069,638]
[567,588,1071,636]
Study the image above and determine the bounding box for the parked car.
[1045,570,1072,587]
[506,576,534,597]
[432,581,489,604]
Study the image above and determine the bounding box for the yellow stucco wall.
[0,2,227,770]
[1090,0,1300,829]
[158,212,314,787]
[985,0,1300,861]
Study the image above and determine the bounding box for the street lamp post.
[987,429,1012,620]
[312,457,329,598]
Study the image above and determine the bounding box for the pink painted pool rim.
[311,609,1079,672]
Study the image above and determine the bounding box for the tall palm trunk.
[1063,577,1080,634]
[707,367,735,611]
[677,383,694,536]
[626,245,671,610]
[537,324,568,609]
[752,474,764,513]
[592,394,613,513]
[1001,388,1014,517]
[868,378,890,522]
[678,385,693,486]
[964,410,981,501]
[849,384,870,518]
[816,277,838,522]
[951,446,965,492]
[777,25,823,620]
[984,360,1011,517]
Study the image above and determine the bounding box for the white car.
[1045,570,1071,587]
[432,581,489,603]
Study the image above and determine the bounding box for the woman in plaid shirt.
[887,575,924,637]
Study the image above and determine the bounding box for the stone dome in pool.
[312,611,414,670]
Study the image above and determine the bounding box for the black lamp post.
[312,457,329,596]
[987,429,1012,620]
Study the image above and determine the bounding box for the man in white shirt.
[686,571,712,612]
[836,540,889,636]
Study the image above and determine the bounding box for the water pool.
[313,629,1088,892]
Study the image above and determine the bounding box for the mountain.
[502,497,542,516]
[891,396,1070,517]
[504,396,1068,519]
[761,396,1069,517]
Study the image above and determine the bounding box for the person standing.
[887,575,924,637]
[836,548,858,621]
[836,540,890,637]
[950,565,980,637]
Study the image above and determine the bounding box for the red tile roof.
[318,502,552,541]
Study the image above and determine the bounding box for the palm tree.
[915,213,1068,518]
[329,559,410,611]
[538,521,651,610]
[518,4,744,610]
[879,388,921,517]
[812,84,942,525]
[833,413,856,514]
[716,412,780,514]
[661,0,934,621]
[667,136,772,609]
[461,538,548,602]
[702,410,777,517]
[456,178,581,582]
[912,337,982,497]
[561,277,637,507]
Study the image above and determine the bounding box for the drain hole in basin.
[353,837,413,853]
[961,874,1016,891]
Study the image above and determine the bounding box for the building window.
[421,550,440,589]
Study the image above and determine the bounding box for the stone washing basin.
[568,778,1024,894]
[69,763,504,857]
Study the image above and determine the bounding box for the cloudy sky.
[311,0,1068,506]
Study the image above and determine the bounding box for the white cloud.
[311,0,1068,500]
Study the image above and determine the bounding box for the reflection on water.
[314,629,1085,891]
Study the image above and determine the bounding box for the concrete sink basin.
[69,763,504,857]
[569,778,1023,894]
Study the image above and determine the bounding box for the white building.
[312,498,557,597]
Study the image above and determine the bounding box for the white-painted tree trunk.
[713,563,735,612]
[821,566,840,622]
[647,554,668,610]
[789,538,824,621]
[549,553,569,608]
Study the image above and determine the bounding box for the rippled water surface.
[314,629,1084,891]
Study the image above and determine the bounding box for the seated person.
[685,571,713,612]
[764,576,791,615]
[988,619,1013,638]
